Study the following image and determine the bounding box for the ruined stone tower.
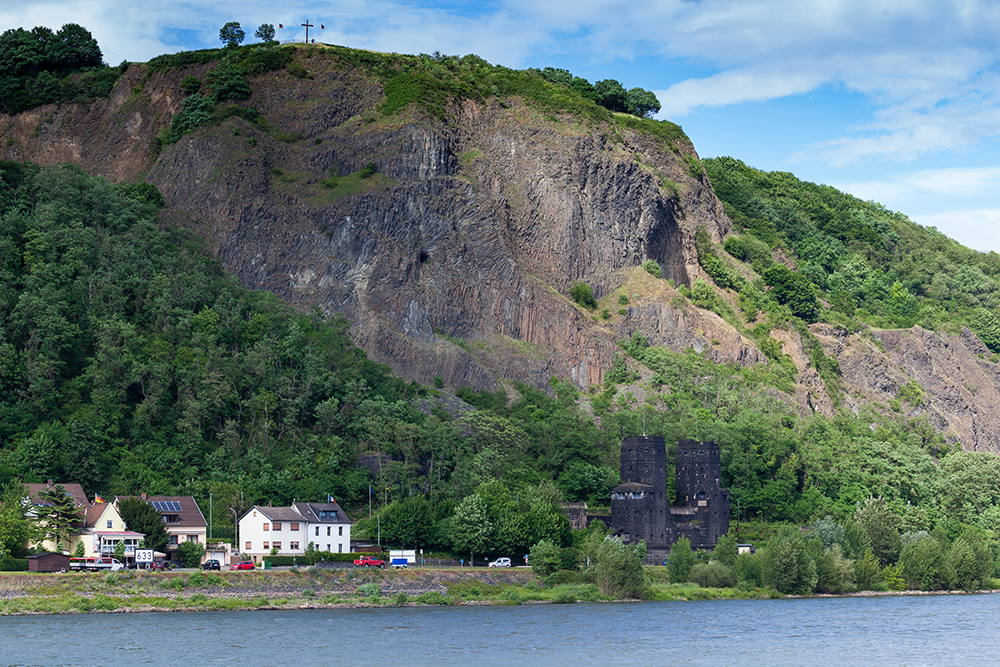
[610,436,730,561]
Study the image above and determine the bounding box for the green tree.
[380,496,433,549]
[113,540,125,562]
[529,538,561,577]
[625,87,660,118]
[117,497,169,554]
[0,483,36,558]
[73,540,85,557]
[35,484,80,551]
[668,535,695,583]
[594,79,627,113]
[760,525,817,595]
[593,536,649,598]
[711,532,739,568]
[177,540,206,567]
[219,22,245,49]
[854,548,882,590]
[451,494,492,564]
[854,496,901,566]
[900,534,951,591]
[254,23,276,45]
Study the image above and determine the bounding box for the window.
[272,541,281,550]
[187,535,198,543]
[290,523,299,531]
[315,526,319,536]
[245,541,251,550]
[263,523,269,531]
[263,541,269,549]
[338,544,342,553]
[106,520,113,529]
[326,526,331,536]
[326,544,330,551]
[273,523,282,531]
[168,535,178,545]
[290,541,299,550]
[338,526,343,536]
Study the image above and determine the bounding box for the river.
[2,594,996,666]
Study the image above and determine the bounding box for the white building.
[238,501,351,564]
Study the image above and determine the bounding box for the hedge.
[264,552,389,566]
[0,558,29,571]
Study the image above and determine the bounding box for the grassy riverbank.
[1,567,994,615]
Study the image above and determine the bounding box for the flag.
[321,24,325,29]
[327,494,334,503]
[94,495,106,503]
[279,24,283,29]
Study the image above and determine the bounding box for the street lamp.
[229,508,238,560]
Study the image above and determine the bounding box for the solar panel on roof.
[150,500,182,512]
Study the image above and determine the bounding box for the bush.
[642,260,662,278]
[688,562,737,588]
[415,591,449,605]
[569,282,597,309]
[357,582,381,597]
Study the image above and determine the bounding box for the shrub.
[357,582,381,597]
[688,562,737,588]
[642,260,662,278]
[360,162,377,179]
[569,282,597,309]
[415,591,449,605]
[180,75,201,94]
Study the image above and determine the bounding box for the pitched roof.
[252,506,307,522]
[115,495,207,528]
[25,481,89,508]
[293,501,351,524]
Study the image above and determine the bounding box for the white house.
[238,501,352,564]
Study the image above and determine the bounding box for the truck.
[69,557,126,572]
[389,549,416,569]
[353,555,386,568]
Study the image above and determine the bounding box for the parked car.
[202,559,221,571]
[353,556,386,568]
[488,557,511,568]
[231,561,254,570]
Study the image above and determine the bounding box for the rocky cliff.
[2,45,1000,453]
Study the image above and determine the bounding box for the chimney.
[141,493,147,500]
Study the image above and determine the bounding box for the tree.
[219,22,245,49]
[177,540,206,567]
[113,540,125,562]
[594,79,627,113]
[569,282,597,310]
[760,525,817,595]
[529,539,561,577]
[854,496,901,566]
[626,87,660,118]
[117,497,169,554]
[451,494,492,564]
[668,535,695,583]
[0,483,36,558]
[380,497,433,549]
[593,536,649,598]
[35,484,81,551]
[254,24,276,45]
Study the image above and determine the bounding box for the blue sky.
[5,1,1000,252]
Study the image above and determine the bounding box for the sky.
[5,1,1000,252]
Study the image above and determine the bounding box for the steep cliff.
[3,45,1000,453]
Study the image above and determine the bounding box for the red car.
[231,561,255,570]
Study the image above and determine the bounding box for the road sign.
[135,549,154,563]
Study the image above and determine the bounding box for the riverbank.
[0,567,995,615]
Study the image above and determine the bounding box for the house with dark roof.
[115,494,208,564]
[24,480,90,553]
[238,501,352,564]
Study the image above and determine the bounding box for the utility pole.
[301,20,313,44]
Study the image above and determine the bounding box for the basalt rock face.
[1,50,731,391]
[6,49,1000,452]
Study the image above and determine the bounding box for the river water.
[2,594,997,666]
